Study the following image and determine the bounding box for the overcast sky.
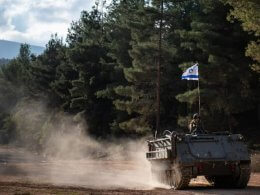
[0,0,107,46]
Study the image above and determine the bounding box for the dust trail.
[1,100,166,189]
[44,128,156,189]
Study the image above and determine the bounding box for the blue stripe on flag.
[181,75,199,79]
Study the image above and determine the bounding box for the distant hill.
[0,40,44,59]
[0,58,10,66]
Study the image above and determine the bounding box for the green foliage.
[67,8,114,137]
[114,3,159,133]
[176,0,257,131]
[0,0,259,147]
[0,114,15,144]
[29,35,72,107]
[222,0,260,73]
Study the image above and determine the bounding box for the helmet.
[193,113,200,119]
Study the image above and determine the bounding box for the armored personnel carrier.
[146,130,251,189]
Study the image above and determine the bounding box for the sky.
[0,0,107,46]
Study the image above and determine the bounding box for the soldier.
[189,113,204,134]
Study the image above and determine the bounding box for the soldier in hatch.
[189,113,204,134]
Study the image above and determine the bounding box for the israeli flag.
[181,63,199,80]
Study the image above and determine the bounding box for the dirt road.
[0,146,259,194]
[0,176,259,195]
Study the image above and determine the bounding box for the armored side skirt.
[183,160,251,177]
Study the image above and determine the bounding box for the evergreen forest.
[0,0,259,150]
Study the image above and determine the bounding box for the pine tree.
[29,35,67,106]
[176,0,257,131]
[222,0,260,73]
[108,0,176,134]
[101,0,194,134]
[67,9,114,136]
[50,53,77,111]
[96,0,141,135]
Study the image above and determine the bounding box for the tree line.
[0,0,259,148]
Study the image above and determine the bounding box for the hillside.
[0,58,10,66]
[0,40,44,59]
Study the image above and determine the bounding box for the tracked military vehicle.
[146,130,251,189]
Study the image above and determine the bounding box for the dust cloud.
[43,128,155,189]
[3,100,165,189]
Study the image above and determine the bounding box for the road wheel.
[167,165,191,190]
[233,163,251,188]
[212,163,251,188]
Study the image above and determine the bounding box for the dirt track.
[0,176,260,195]
[0,146,259,194]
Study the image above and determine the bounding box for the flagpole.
[198,78,201,115]
[198,66,201,115]
[181,63,200,115]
